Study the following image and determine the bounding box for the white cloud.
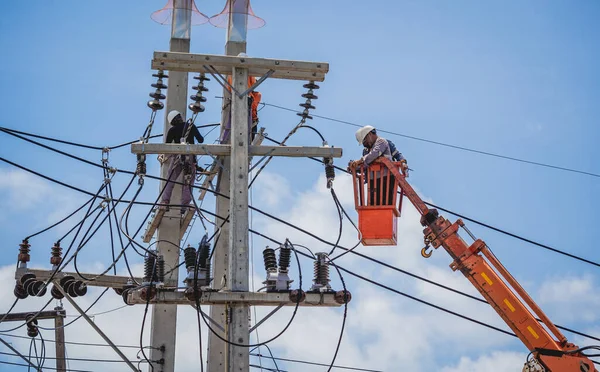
[0,169,52,210]
[440,351,527,372]
[538,274,600,323]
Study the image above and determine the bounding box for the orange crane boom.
[349,157,596,372]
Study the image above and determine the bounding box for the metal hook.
[421,245,433,258]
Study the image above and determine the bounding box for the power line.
[251,353,383,372]
[261,102,600,179]
[3,155,600,345]
[263,135,600,268]
[0,332,149,349]
[7,126,598,270]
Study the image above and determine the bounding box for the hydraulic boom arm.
[365,157,596,372]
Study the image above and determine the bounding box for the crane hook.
[421,245,433,258]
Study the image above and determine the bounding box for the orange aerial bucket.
[350,161,404,246]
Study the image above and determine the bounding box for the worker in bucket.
[160,110,204,214]
[348,125,407,205]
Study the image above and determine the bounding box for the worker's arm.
[362,137,389,165]
[165,127,175,144]
[192,126,204,144]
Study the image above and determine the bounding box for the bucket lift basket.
[349,159,404,246]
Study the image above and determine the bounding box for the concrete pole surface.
[149,0,192,371]
[208,1,250,371]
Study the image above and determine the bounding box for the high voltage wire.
[3,127,600,368]
[3,128,598,270]
[261,102,600,179]
[3,156,600,342]
[3,124,599,268]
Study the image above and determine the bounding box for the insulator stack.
[26,315,38,338]
[263,248,277,273]
[60,275,87,297]
[50,242,62,267]
[51,285,64,300]
[20,273,46,297]
[147,70,168,111]
[18,239,31,266]
[297,81,319,121]
[156,255,165,284]
[278,243,291,274]
[14,282,27,299]
[311,252,331,291]
[184,245,197,269]
[189,74,210,114]
[136,155,147,183]
[324,158,335,189]
[144,253,158,284]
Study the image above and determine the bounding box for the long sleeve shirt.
[361,137,392,165]
[166,122,204,144]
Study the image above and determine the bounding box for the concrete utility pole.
[0,307,66,372]
[208,1,250,370]
[149,1,193,370]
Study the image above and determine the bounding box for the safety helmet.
[167,110,181,125]
[355,125,375,145]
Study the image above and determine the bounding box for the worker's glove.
[400,159,409,177]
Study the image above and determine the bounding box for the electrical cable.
[265,135,600,269]
[0,298,53,333]
[338,265,516,337]
[0,332,150,349]
[325,258,349,372]
[196,243,304,348]
[261,102,600,178]
[5,156,600,343]
[5,123,598,268]
[38,288,111,331]
[24,198,94,240]
[0,299,19,325]
[249,353,384,372]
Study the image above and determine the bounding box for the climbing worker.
[160,110,204,213]
[221,75,262,142]
[348,125,407,206]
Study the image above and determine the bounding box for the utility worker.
[160,110,204,213]
[349,125,407,206]
[221,75,262,142]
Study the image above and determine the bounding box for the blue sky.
[0,1,599,371]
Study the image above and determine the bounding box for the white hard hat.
[355,125,375,145]
[167,110,181,125]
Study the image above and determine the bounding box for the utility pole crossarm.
[127,290,344,307]
[131,143,343,158]
[152,51,329,81]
